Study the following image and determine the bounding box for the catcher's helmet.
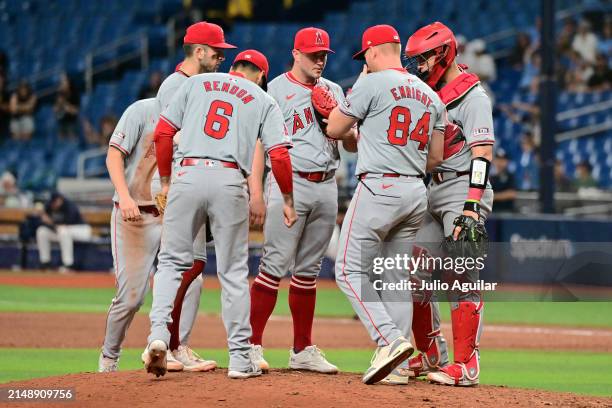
[405,22,457,88]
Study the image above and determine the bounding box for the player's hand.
[452,210,479,240]
[119,195,141,222]
[283,204,298,228]
[249,196,266,227]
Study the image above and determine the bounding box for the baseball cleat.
[166,350,184,372]
[249,344,269,373]
[380,367,410,385]
[228,361,262,379]
[172,345,216,372]
[362,337,414,385]
[98,353,118,373]
[142,340,168,377]
[289,345,338,374]
[427,354,479,386]
[407,353,441,378]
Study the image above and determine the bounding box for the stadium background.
[0,0,611,404]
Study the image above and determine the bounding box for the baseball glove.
[443,215,488,259]
[311,85,338,131]
[154,192,167,215]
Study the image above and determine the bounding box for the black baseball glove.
[443,215,488,258]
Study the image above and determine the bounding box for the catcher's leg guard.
[427,300,482,386]
[168,260,205,351]
[408,300,449,377]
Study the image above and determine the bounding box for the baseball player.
[404,21,495,386]
[155,21,237,371]
[98,98,183,373]
[325,24,445,385]
[248,27,356,374]
[143,49,298,379]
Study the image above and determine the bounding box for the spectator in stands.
[517,132,539,191]
[0,73,10,140]
[490,148,516,212]
[9,80,37,141]
[554,159,573,193]
[572,19,598,64]
[465,39,496,83]
[138,71,163,99]
[599,18,611,65]
[572,161,598,191]
[565,50,594,92]
[557,18,577,56]
[454,35,468,66]
[509,32,531,69]
[519,47,540,91]
[83,114,118,147]
[587,54,612,90]
[53,73,80,141]
[0,170,31,208]
[36,192,92,273]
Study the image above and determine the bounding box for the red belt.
[358,173,423,180]
[297,170,335,183]
[180,158,239,169]
[432,171,469,185]
[114,202,160,217]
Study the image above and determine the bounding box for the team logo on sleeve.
[113,131,125,140]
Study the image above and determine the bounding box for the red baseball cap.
[294,27,334,53]
[352,24,401,60]
[183,22,237,49]
[233,49,269,79]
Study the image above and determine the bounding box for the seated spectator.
[572,161,598,191]
[508,32,531,69]
[557,18,577,56]
[490,148,516,212]
[83,114,118,147]
[54,73,80,141]
[554,160,573,193]
[36,192,92,273]
[565,51,594,92]
[0,73,9,140]
[599,18,611,65]
[519,48,540,91]
[516,132,540,191]
[138,71,163,99]
[572,19,598,64]
[587,54,612,90]
[0,170,31,208]
[465,39,497,83]
[9,80,37,141]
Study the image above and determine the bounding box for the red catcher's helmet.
[405,22,457,88]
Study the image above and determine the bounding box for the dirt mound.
[3,370,610,408]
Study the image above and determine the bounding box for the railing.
[76,147,108,179]
[84,31,150,93]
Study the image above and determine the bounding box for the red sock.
[168,260,205,351]
[289,275,316,353]
[250,271,280,345]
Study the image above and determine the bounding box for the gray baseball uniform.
[148,72,291,371]
[409,81,495,366]
[101,98,162,361]
[156,70,206,345]
[258,73,343,281]
[334,69,445,347]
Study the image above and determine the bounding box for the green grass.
[1,284,612,327]
[1,348,611,397]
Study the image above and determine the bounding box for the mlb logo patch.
[472,127,490,137]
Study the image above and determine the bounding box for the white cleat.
[172,345,217,372]
[289,345,338,374]
[228,361,262,379]
[142,340,168,377]
[249,344,270,373]
[362,337,414,385]
[380,367,410,385]
[98,353,118,373]
[166,350,184,372]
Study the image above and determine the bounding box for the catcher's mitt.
[311,85,337,131]
[154,192,167,215]
[443,215,488,259]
